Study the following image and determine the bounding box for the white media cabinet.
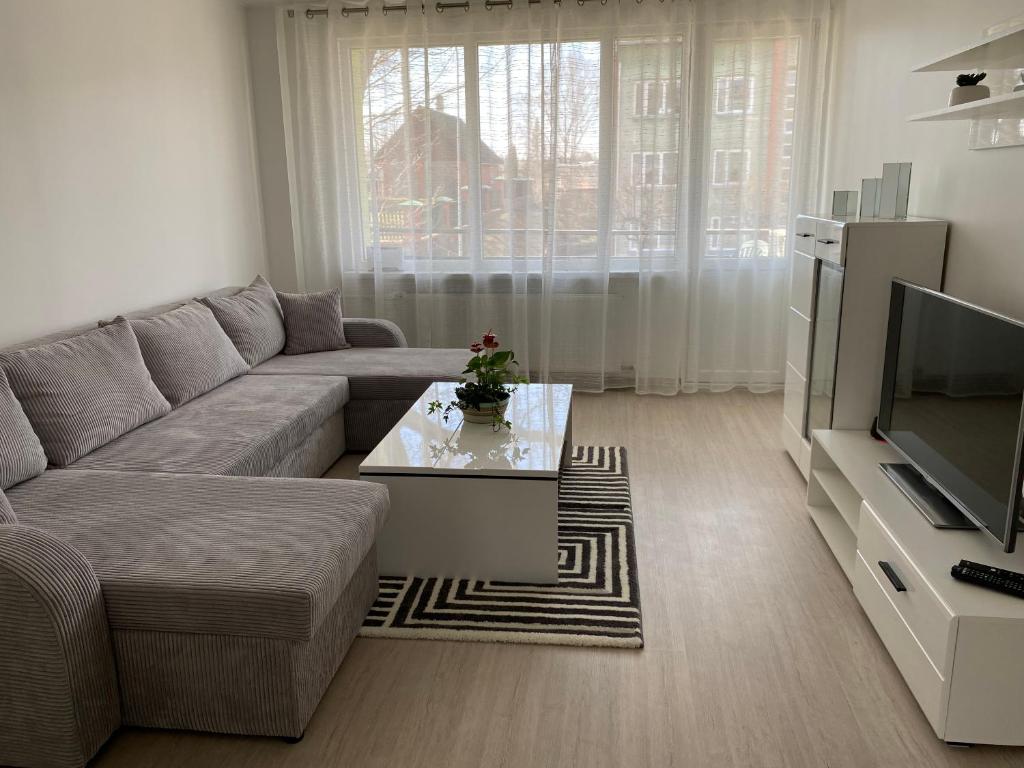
[782,214,947,478]
[808,430,1024,746]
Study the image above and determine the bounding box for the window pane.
[477,40,601,260]
[705,37,799,261]
[353,45,467,265]
[613,36,685,259]
[661,151,678,186]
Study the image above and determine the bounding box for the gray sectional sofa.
[0,282,467,768]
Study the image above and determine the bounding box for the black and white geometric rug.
[359,446,643,648]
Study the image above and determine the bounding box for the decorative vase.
[459,398,509,424]
[948,84,990,107]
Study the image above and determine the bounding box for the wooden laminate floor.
[94,391,1024,768]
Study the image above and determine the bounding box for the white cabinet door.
[786,307,811,378]
[790,250,815,318]
[783,362,806,434]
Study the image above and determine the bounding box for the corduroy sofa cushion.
[6,470,389,641]
[0,368,47,489]
[0,318,171,467]
[198,276,285,367]
[277,288,350,355]
[68,374,349,477]
[0,490,15,524]
[127,303,250,408]
[250,347,468,400]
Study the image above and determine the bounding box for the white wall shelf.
[913,22,1024,72]
[908,90,1024,122]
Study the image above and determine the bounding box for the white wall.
[825,0,1024,319]
[0,0,266,347]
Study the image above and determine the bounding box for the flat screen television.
[877,281,1024,553]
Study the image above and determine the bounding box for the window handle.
[878,561,907,593]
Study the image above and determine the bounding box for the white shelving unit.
[781,214,947,479]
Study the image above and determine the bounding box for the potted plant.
[428,330,528,430]
[949,72,989,106]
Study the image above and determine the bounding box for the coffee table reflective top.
[360,382,573,479]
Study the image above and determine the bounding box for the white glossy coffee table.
[359,382,573,584]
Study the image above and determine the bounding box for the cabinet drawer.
[857,501,956,672]
[783,362,806,433]
[853,551,948,737]
[790,250,814,318]
[815,221,843,264]
[786,308,810,377]
[793,217,817,257]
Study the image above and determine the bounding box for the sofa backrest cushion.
[127,302,250,408]
[0,368,48,489]
[198,275,285,366]
[0,318,172,467]
[0,489,15,524]
[277,288,351,355]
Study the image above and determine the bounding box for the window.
[707,215,722,250]
[631,151,678,186]
[711,149,750,185]
[714,76,753,115]
[634,79,681,116]
[349,33,800,268]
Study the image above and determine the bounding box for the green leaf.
[489,350,513,367]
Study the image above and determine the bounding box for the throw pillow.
[0,489,15,524]
[128,302,249,408]
[198,275,286,366]
[0,317,172,467]
[0,367,47,489]
[277,288,350,355]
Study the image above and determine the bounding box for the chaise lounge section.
[251,345,470,451]
[0,279,466,768]
[5,471,387,739]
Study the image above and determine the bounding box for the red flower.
[470,341,484,353]
[482,330,499,349]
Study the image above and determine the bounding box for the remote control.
[951,560,1024,600]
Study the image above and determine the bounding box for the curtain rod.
[289,0,667,18]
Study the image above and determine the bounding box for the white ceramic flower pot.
[949,84,990,107]
[459,399,509,424]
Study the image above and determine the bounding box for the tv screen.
[878,281,1024,551]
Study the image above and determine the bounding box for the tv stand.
[807,430,1024,746]
[878,462,976,530]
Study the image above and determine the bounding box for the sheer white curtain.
[283,0,831,393]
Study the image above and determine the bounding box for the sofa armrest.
[0,526,120,768]
[343,318,408,348]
